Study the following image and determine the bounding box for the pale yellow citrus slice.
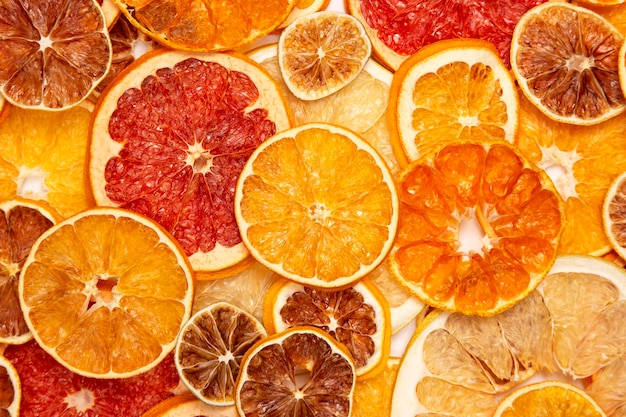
[142,392,239,417]
[0,355,20,417]
[19,207,194,378]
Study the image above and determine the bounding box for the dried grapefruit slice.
[18,207,194,378]
[234,122,399,289]
[175,302,267,406]
[389,38,519,166]
[511,2,626,125]
[0,0,112,110]
[143,392,239,417]
[0,198,59,345]
[235,326,356,417]
[88,49,292,279]
[389,140,564,316]
[264,278,391,379]
[0,355,20,417]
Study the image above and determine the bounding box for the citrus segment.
[511,2,626,125]
[0,355,20,417]
[234,122,399,289]
[18,207,194,378]
[278,11,371,100]
[389,38,519,166]
[389,140,563,316]
[235,326,356,417]
[352,357,399,417]
[89,49,292,277]
[0,0,112,110]
[142,392,239,417]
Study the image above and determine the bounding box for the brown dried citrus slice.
[175,302,267,406]
[511,2,626,125]
[0,355,20,417]
[88,49,292,279]
[0,0,112,110]
[235,326,356,417]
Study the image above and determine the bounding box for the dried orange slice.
[234,122,399,289]
[113,0,297,52]
[0,198,59,345]
[352,357,399,417]
[175,302,266,406]
[603,171,626,261]
[0,0,112,110]
[278,0,331,29]
[278,11,372,100]
[0,355,20,417]
[18,207,194,378]
[264,277,391,379]
[142,393,239,417]
[88,48,292,279]
[389,38,519,166]
[389,140,564,316]
[511,2,626,125]
[235,326,356,417]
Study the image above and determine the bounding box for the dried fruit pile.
[1,0,626,417]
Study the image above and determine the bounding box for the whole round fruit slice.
[264,278,391,379]
[603,171,626,261]
[346,0,546,71]
[389,140,564,316]
[0,198,59,345]
[494,381,606,417]
[235,326,356,417]
[113,0,297,52]
[18,207,194,378]
[234,122,399,289]
[511,2,626,125]
[0,0,112,110]
[389,38,519,166]
[278,11,371,101]
[0,355,20,417]
[88,49,292,279]
[142,392,239,417]
[0,102,95,219]
[175,302,267,406]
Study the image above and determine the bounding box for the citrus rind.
[142,392,239,417]
[603,171,626,261]
[0,355,20,417]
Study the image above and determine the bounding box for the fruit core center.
[187,143,213,174]
[3,262,20,278]
[567,54,593,72]
[309,202,330,223]
[86,275,120,310]
[17,166,49,199]
[38,35,53,51]
[458,214,489,255]
[64,388,95,413]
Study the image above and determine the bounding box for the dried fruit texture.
[346,0,546,71]
[19,208,194,378]
[142,392,239,417]
[604,172,626,261]
[89,49,292,277]
[389,140,563,316]
[0,0,111,110]
[0,355,19,417]
[277,0,330,29]
[389,38,519,166]
[234,123,399,289]
[113,0,296,51]
[4,340,180,417]
[175,302,266,405]
[235,327,355,417]
[351,357,399,417]
[0,199,57,345]
[278,11,371,100]
[511,2,626,125]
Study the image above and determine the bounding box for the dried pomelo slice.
[175,302,267,406]
[263,278,391,379]
[603,172,626,261]
[352,357,399,417]
[88,48,292,279]
[494,381,606,417]
[113,0,297,52]
[0,102,95,219]
[235,326,356,417]
[18,207,194,378]
[143,392,239,417]
[0,198,59,345]
[234,122,399,289]
[389,140,564,316]
[389,38,519,166]
[511,2,626,125]
[0,355,20,417]
[278,11,372,100]
[0,0,112,110]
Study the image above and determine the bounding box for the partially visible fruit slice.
[577,0,625,5]
[278,11,371,100]
[0,355,20,417]
[175,302,267,406]
[234,122,399,289]
[494,381,606,417]
[142,392,239,417]
[235,326,356,417]
[389,38,519,166]
[603,171,626,261]
[352,357,400,417]
[278,0,330,29]
[88,49,292,278]
[264,278,391,379]
[0,0,112,110]
[19,207,194,378]
[0,198,59,345]
[511,2,626,125]
[389,140,563,316]
[99,0,121,28]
